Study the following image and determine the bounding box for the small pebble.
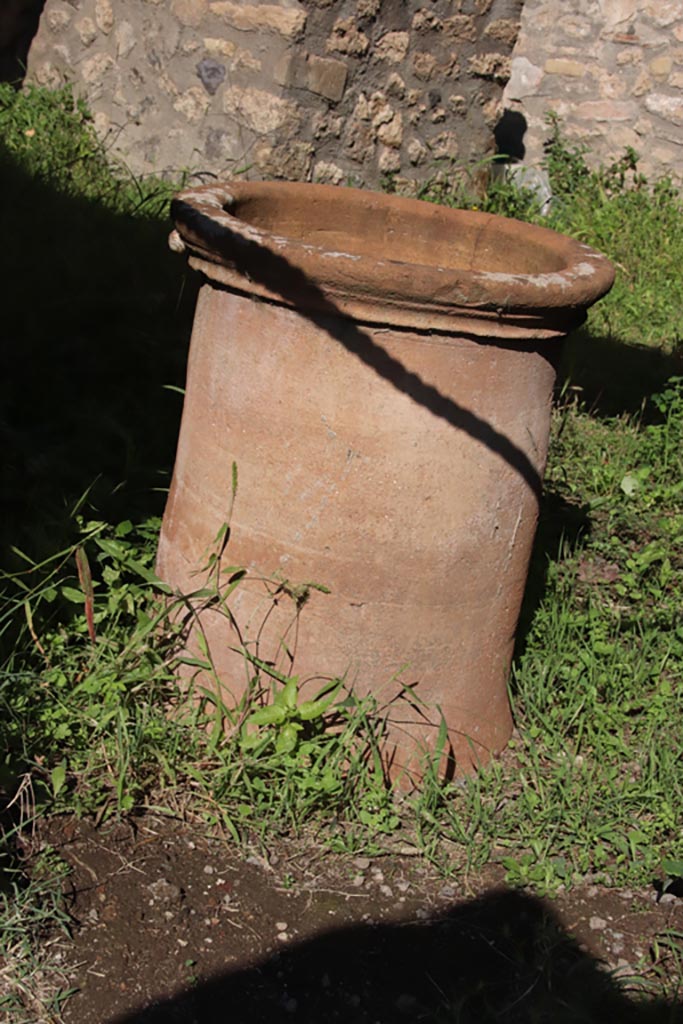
[379,885,393,897]
[589,916,607,931]
[354,857,371,870]
[203,865,214,875]
[276,921,288,932]
[352,874,364,888]
[396,880,410,893]
[659,892,677,905]
[276,932,289,943]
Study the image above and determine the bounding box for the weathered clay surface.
[157,181,614,777]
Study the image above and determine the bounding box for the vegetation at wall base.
[1,85,682,1017]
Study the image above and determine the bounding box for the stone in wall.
[23,0,523,189]
[503,0,683,179]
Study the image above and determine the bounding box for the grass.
[0,850,73,1024]
[421,374,683,892]
[1,85,682,1016]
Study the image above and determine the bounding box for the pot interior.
[232,188,569,277]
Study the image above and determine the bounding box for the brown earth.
[32,813,683,1024]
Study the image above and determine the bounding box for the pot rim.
[170,180,615,338]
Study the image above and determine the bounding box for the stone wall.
[23,0,522,186]
[9,0,682,185]
[504,0,683,179]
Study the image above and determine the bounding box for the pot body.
[157,181,614,778]
[158,284,557,774]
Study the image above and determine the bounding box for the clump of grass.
[2,510,399,842]
[0,84,194,564]
[0,82,175,212]
[0,850,73,1024]
[541,115,683,351]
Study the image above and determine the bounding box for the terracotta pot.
[158,181,614,778]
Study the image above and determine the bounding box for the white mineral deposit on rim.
[268,234,364,260]
[482,261,604,288]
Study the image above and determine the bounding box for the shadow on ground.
[109,887,680,1024]
[0,145,196,565]
[512,484,591,662]
[558,325,683,419]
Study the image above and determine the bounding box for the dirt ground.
[26,812,680,1024]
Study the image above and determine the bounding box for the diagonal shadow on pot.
[172,198,550,502]
[105,887,681,1024]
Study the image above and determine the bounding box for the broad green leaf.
[280,677,298,711]
[276,722,300,754]
[245,705,286,727]
[299,694,337,721]
[51,761,67,798]
[620,473,640,496]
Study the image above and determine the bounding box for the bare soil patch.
[27,813,682,1024]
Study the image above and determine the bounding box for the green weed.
[0,82,176,213]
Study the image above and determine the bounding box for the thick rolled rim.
[170,180,615,338]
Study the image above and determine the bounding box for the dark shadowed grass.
[0,83,196,563]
